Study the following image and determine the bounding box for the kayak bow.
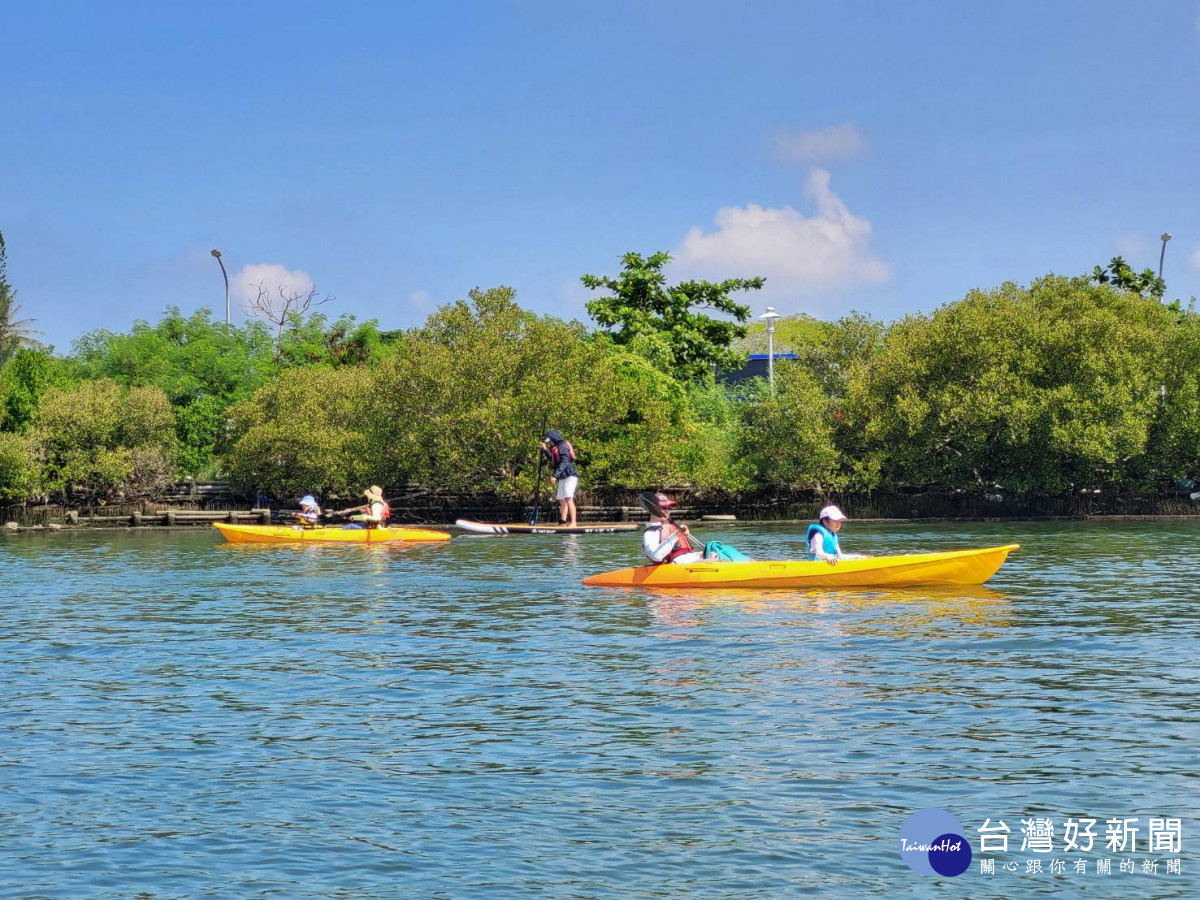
[582,544,1019,589]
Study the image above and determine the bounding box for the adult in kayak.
[639,491,713,564]
[292,495,321,527]
[807,505,866,565]
[339,485,390,528]
[541,428,579,527]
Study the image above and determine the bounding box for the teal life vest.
[806,523,840,560]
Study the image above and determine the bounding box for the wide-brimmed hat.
[364,485,385,502]
[300,495,318,509]
[819,505,847,522]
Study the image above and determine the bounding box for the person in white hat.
[806,505,864,565]
[292,494,321,527]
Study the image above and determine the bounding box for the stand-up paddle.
[528,414,549,525]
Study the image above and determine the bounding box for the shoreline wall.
[3,484,1198,528]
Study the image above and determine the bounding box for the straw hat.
[364,485,385,503]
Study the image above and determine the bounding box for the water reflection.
[642,584,1010,631]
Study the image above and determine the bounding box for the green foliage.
[847,276,1178,493]
[739,371,841,490]
[223,366,375,500]
[739,311,885,398]
[73,307,278,404]
[70,306,392,476]
[32,379,176,501]
[737,312,832,356]
[370,286,688,496]
[0,431,38,502]
[671,381,754,491]
[1092,256,1165,299]
[1138,308,1200,484]
[276,313,394,368]
[175,395,226,477]
[582,251,763,382]
[2,260,1193,505]
[580,350,690,490]
[1,348,75,432]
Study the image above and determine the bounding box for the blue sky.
[4,0,1200,351]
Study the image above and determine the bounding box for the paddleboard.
[455,519,638,535]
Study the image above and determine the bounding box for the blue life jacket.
[806,523,840,560]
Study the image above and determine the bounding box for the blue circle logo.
[898,809,972,877]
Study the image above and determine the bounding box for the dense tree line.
[1,253,1197,506]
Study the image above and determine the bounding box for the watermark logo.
[899,808,972,877]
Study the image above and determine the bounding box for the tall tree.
[0,231,43,364]
[1091,255,1165,299]
[582,251,763,382]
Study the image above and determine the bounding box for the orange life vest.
[661,520,695,562]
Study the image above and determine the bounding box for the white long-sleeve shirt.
[643,522,703,564]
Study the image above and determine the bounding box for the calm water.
[1,521,1197,898]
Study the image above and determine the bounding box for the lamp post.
[1158,233,1172,280]
[211,248,230,325]
[759,306,781,390]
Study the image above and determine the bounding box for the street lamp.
[1159,233,1172,280]
[759,306,781,390]
[210,248,230,325]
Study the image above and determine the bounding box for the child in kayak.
[292,495,321,527]
[807,505,866,565]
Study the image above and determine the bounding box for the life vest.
[806,523,840,560]
[646,520,695,563]
[367,500,390,527]
[546,440,576,467]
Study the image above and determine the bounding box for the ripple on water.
[1,521,1198,897]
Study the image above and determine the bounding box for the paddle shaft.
[529,413,549,525]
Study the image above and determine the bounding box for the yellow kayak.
[582,544,1019,589]
[212,522,451,544]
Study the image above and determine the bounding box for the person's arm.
[643,527,680,563]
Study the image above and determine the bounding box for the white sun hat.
[819,505,848,521]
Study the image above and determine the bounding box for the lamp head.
[1161,233,1172,243]
[210,248,222,258]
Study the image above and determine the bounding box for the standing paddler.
[540,429,579,527]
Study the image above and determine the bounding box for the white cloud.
[407,290,435,312]
[1113,234,1147,259]
[775,123,865,164]
[233,263,315,304]
[673,168,890,291]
